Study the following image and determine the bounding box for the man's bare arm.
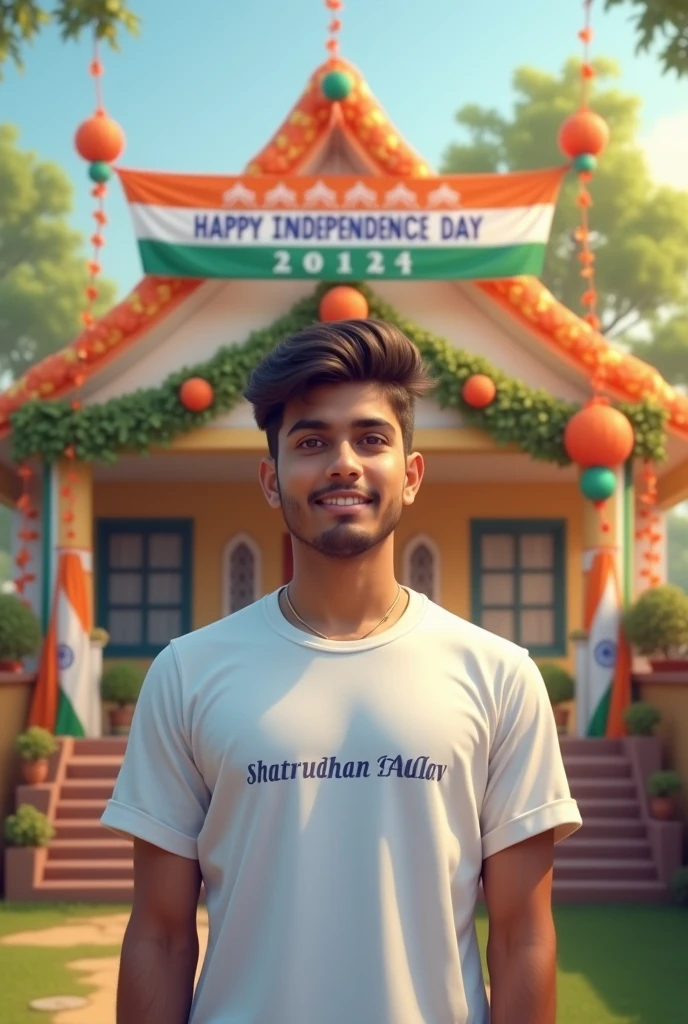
[117,837,203,1024]
[482,830,557,1024]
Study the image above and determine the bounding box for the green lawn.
[1,902,687,1023]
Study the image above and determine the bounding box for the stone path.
[1,910,209,1024]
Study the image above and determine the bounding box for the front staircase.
[5,736,682,902]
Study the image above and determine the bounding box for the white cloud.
[641,112,688,192]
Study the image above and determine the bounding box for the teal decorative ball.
[580,466,616,502]
[574,153,597,174]
[321,70,353,102]
[88,161,113,183]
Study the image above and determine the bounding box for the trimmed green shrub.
[4,804,54,847]
[537,663,575,705]
[647,770,683,797]
[14,726,58,761]
[623,584,688,657]
[623,701,662,736]
[670,866,688,907]
[100,663,144,706]
[0,593,41,661]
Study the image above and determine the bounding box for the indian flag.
[583,550,632,738]
[117,167,566,281]
[29,551,99,737]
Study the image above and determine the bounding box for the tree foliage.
[0,0,139,77]
[441,58,688,339]
[605,0,688,78]
[0,124,116,379]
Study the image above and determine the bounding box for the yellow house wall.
[94,478,582,673]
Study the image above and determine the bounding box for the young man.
[102,318,582,1024]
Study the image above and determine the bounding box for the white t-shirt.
[101,588,581,1024]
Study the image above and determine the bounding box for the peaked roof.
[1,57,686,441]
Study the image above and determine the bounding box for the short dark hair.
[244,319,435,458]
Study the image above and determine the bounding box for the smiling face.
[259,381,424,559]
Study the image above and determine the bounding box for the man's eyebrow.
[286,417,396,437]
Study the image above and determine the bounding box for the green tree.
[605,0,688,78]
[0,124,116,379]
[441,58,688,340]
[0,0,139,77]
[628,313,688,388]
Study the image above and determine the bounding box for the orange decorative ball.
[75,110,126,163]
[319,286,369,322]
[558,109,609,159]
[462,374,496,409]
[179,377,214,413]
[564,397,634,468]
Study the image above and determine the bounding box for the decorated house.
[1,49,687,901]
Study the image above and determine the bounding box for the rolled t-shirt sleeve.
[480,654,582,860]
[100,643,210,860]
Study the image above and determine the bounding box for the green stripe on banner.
[587,685,611,737]
[137,241,547,281]
[55,688,85,737]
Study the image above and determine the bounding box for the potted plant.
[14,726,58,785]
[647,770,683,820]
[4,803,54,847]
[671,866,688,908]
[0,593,41,671]
[623,584,688,672]
[101,663,144,734]
[90,627,110,647]
[537,663,575,730]
[623,701,662,736]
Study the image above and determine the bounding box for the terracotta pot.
[0,659,24,672]
[649,795,676,821]
[648,658,688,673]
[553,705,569,731]
[21,759,49,785]
[108,704,134,735]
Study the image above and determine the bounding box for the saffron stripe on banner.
[137,240,548,281]
[117,167,567,211]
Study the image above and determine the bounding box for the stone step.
[576,798,641,819]
[555,858,658,882]
[65,757,123,780]
[576,819,647,840]
[561,755,632,780]
[48,839,132,861]
[556,837,652,860]
[558,738,624,757]
[53,819,115,841]
[44,858,134,882]
[55,799,108,820]
[35,879,134,903]
[568,778,637,800]
[72,738,127,757]
[61,780,116,801]
[552,879,667,903]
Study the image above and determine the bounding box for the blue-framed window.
[97,519,193,657]
[470,519,566,657]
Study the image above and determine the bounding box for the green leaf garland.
[10,282,667,465]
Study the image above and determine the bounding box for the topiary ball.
[0,594,41,662]
[321,70,353,101]
[537,663,575,705]
[88,161,113,183]
[100,663,144,707]
[574,153,597,174]
[580,466,616,502]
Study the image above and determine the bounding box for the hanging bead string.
[325,0,343,58]
[82,43,108,330]
[636,463,661,588]
[574,0,603,387]
[14,465,39,605]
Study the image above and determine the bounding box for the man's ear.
[258,456,281,508]
[403,451,425,506]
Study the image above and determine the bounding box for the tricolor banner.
[28,551,100,738]
[117,168,566,282]
[582,550,632,738]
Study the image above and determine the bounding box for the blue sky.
[4,0,688,296]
